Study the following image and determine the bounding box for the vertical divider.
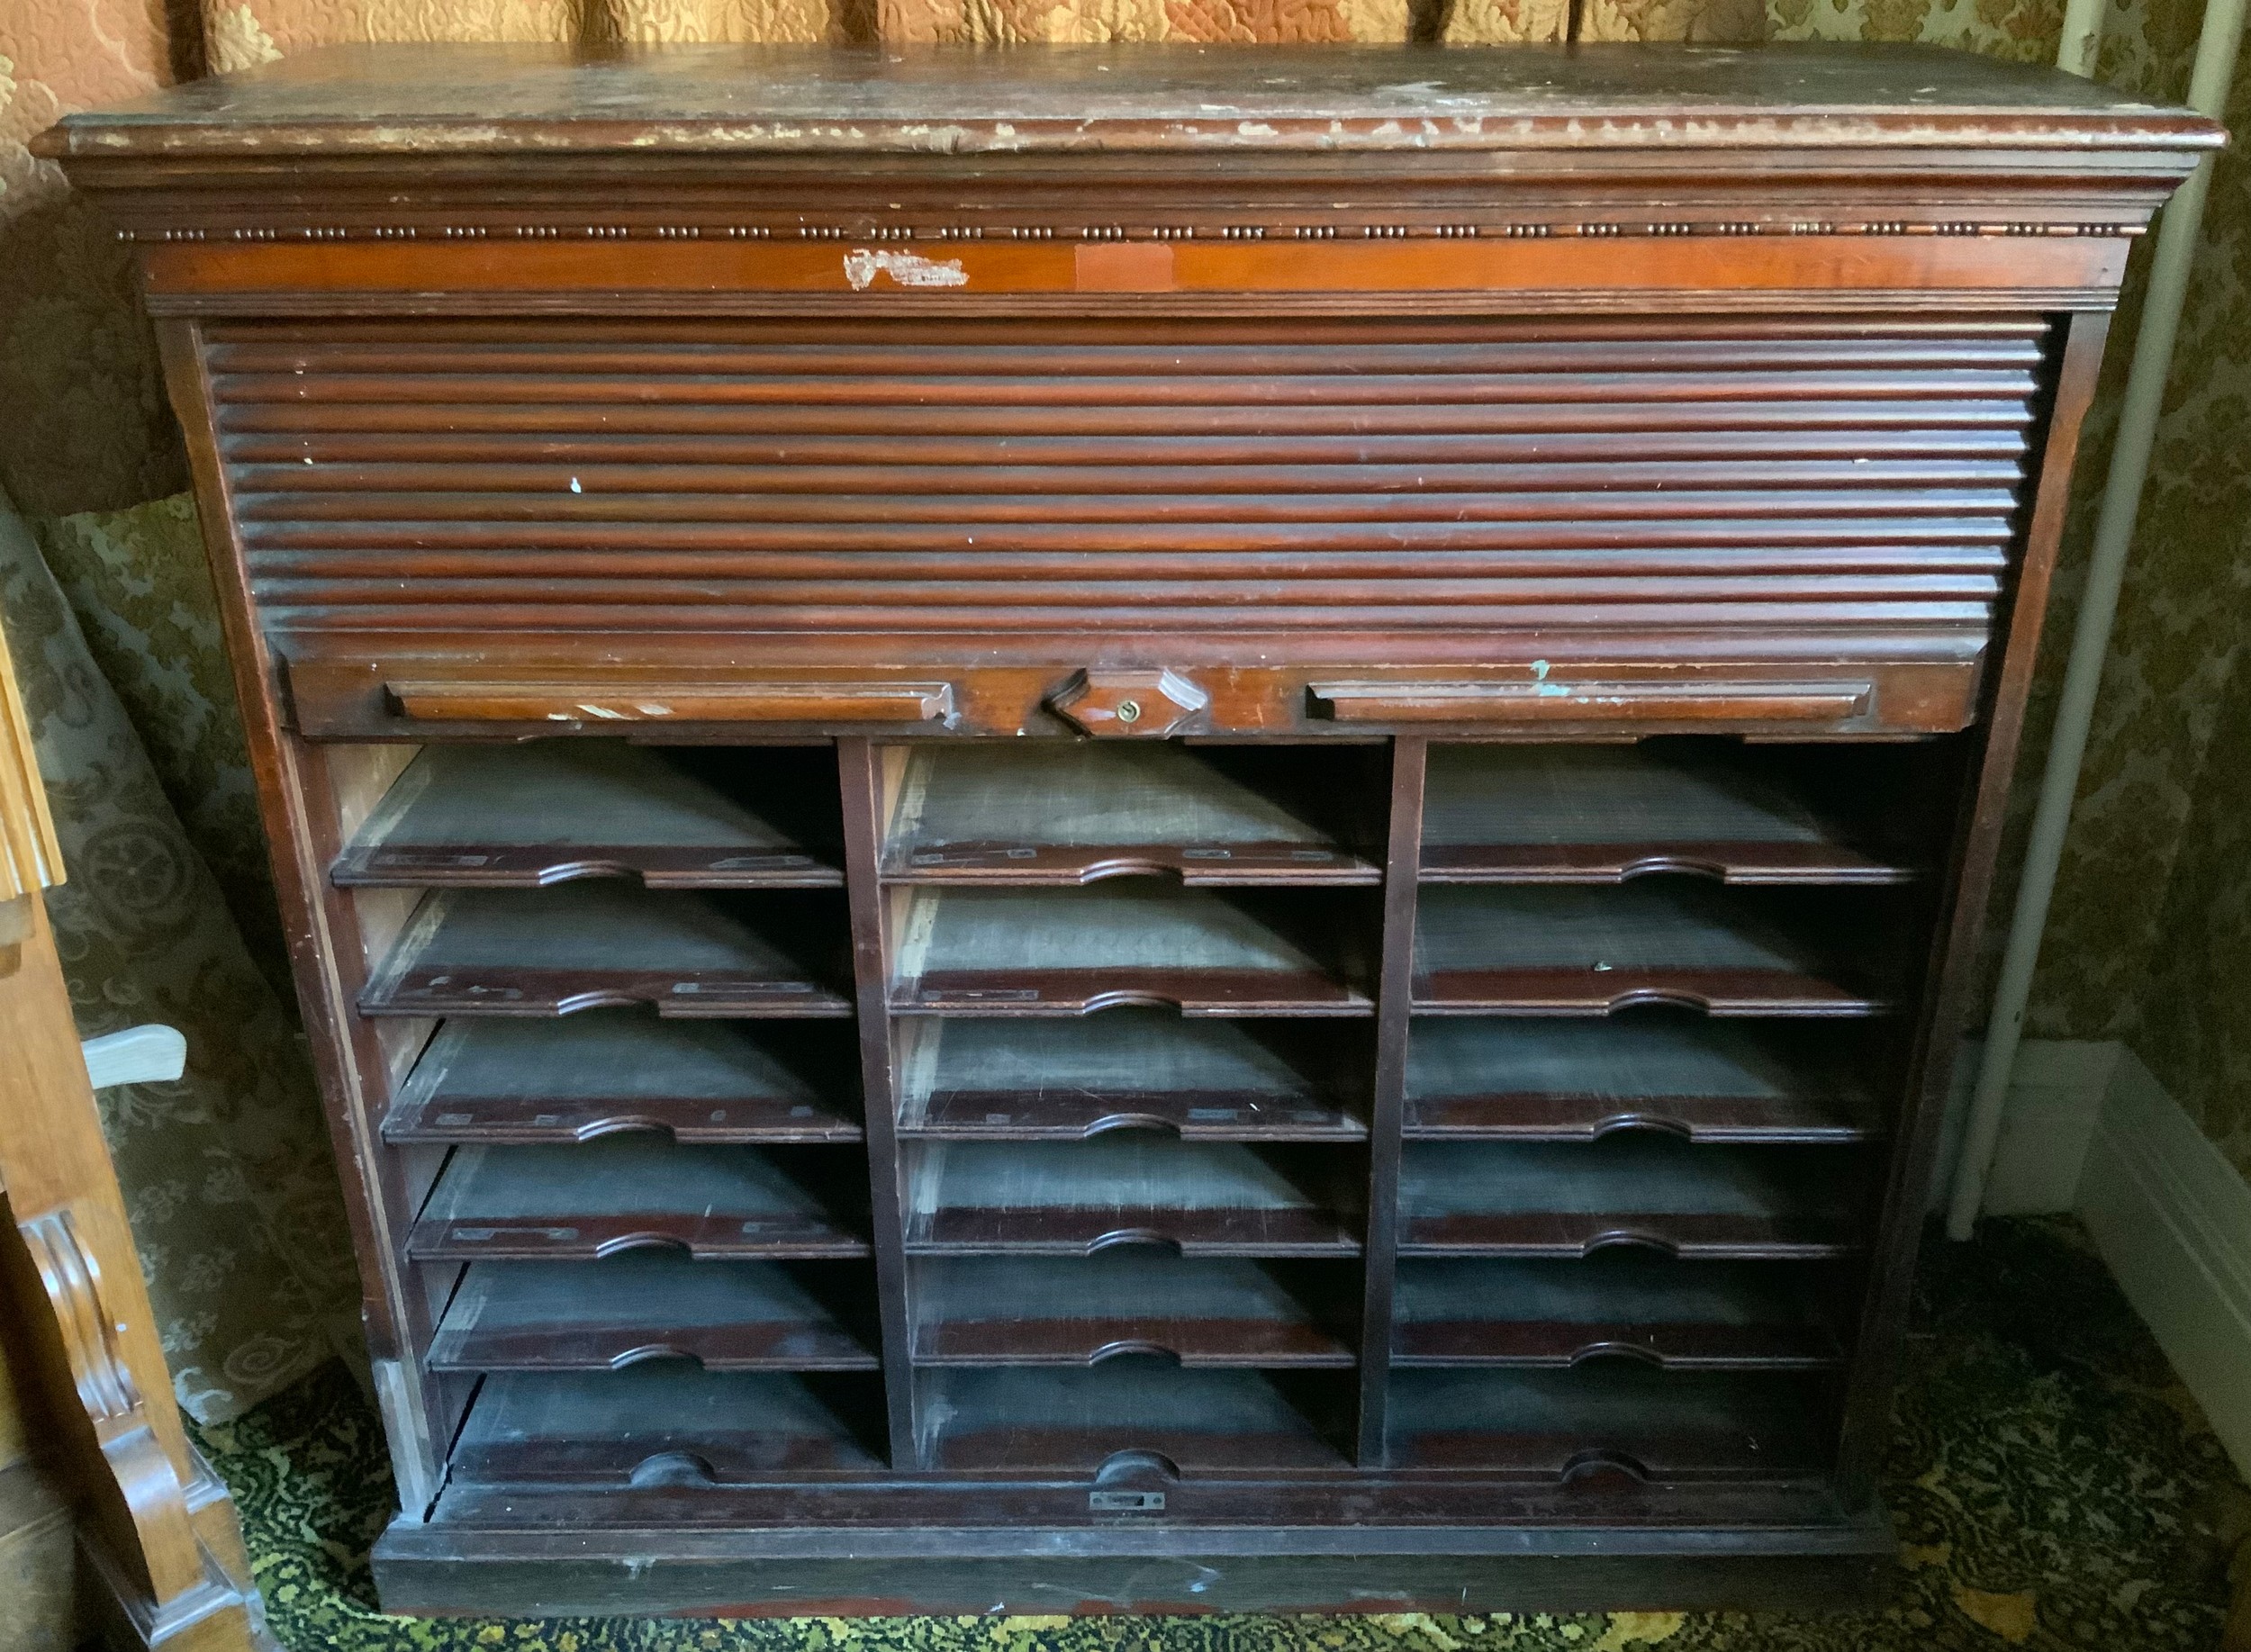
[836,736,920,1468]
[1356,736,1427,1467]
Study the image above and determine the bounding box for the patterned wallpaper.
[0,0,2246,1433]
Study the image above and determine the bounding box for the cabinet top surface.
[46,42,2218,159]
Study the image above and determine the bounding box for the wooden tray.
[1392,1257,1842,1368]
[428,1256,880,1372]
[890,884,1373,1015]
[904,1138,1362,1257]
[334,742,844,889]
[911,1255,1356,1368]
[895,1013,1365,1141]
[408,1139,871,1260]
[359,883,854,1017]
[1396,1140,1856,1259]
[383,1015,863,1144]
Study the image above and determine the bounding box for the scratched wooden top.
[41,42,2219,159]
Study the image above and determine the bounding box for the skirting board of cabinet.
[2074,1047,2251,1482]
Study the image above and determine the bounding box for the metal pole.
[1946,0,2248,1241]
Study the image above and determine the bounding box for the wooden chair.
[0,613,267,1650]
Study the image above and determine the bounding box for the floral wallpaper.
[0,0,2246,1434]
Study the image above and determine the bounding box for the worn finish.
[55,40,2215,1620]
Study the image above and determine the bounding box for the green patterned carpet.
[191,1218,2250,1651]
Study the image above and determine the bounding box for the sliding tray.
[1387,1366,1831,1479]
[905,1138,1361,1256]
[1420,742,1924,884]
[912,1254,1357,1368]
[428,1255,880,1372]
[1412,882,1901,1015]
[1393,1257,1843,1368]
[890,885,1373,1015]
[1397,1139,1856,1259]
[895,1013,1365,1141]
[333,742,844,888]
[358,883,854,1017]
[408,1138,871,1260]
[451,1367,888,1483]
[920,1363,1352,1473]
[1403,1017,1880,1142]
[881,743,1381,884]
[383,1015,863,1144]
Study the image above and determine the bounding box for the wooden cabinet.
[46,40,2218,1618]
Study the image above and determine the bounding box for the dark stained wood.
[912,1255,1356,1368]
[905,1138,1363,1257]
[1392,1257,1845,1369]
[894,1014,1367,1142]
[1396,1140,1859,1259]
[358,884,855,1017]
[428,1256,881,1372]
[879,743,1382,885]
[1386,1367,1829,1479]
[889,885,1377,1015]
[60,40,2216,1620]
[381,1015,865,1145]
[332,741,844,888]
[1402,1016,1884,1142]
[408,1138,872,1260]
[1412,882,1905,1015]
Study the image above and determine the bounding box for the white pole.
[1946,0,2248,1241]
[2057,0,2108,76]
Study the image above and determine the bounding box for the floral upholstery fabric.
[0,489,358,1422]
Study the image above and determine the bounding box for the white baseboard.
[2074,1047,2251,1481]
[1927,1037,2120,1216]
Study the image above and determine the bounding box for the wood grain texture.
[67,40,2211,1619]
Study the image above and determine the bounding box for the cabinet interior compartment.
[887,882,1379,1014]
[894,1011,1368,1140]
[1385,1365,1833,1479]
[918,1361,1357,1473]
[879,741,1387,883]
[408,1137,872,1260]
[1403,1014,1885,1142]
[334,741,845,888]
[451,1366,891,1482]
[427,1255,882,1372]
[1392,1256,1847,1368]
[358,881,856,1016]
[1396,1137,1860,1258]
[904,1137,1365,1256]
[1411,880,1912,1013]
[1420,738,1950,884]
[383,1013,863,1143]
[911,1254,1360,1368]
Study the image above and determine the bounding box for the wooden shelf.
[1396,1140,1856,1259]
[452,1368,888,1483]
[905,1139,1362,1256]
[1387,1367,1829,1479]
[1411,883,1899,1015]
[408,1139,871,1260]
[428,1257,880,1372]
[383,1015,863,1144]
[1420,742,1920,885]
[1403,1017,1877,1142]
[912,1255,1356,1368]
[890,885,1374,1015]
[920,1364,1352,1473]
[358,884,854,1017]
[334,742,844,889]
[881,743,1380,885]
[896,1013,1365,1141]
[1393,1258,1842,1368]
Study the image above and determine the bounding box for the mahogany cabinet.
[47,41,2218,1618]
